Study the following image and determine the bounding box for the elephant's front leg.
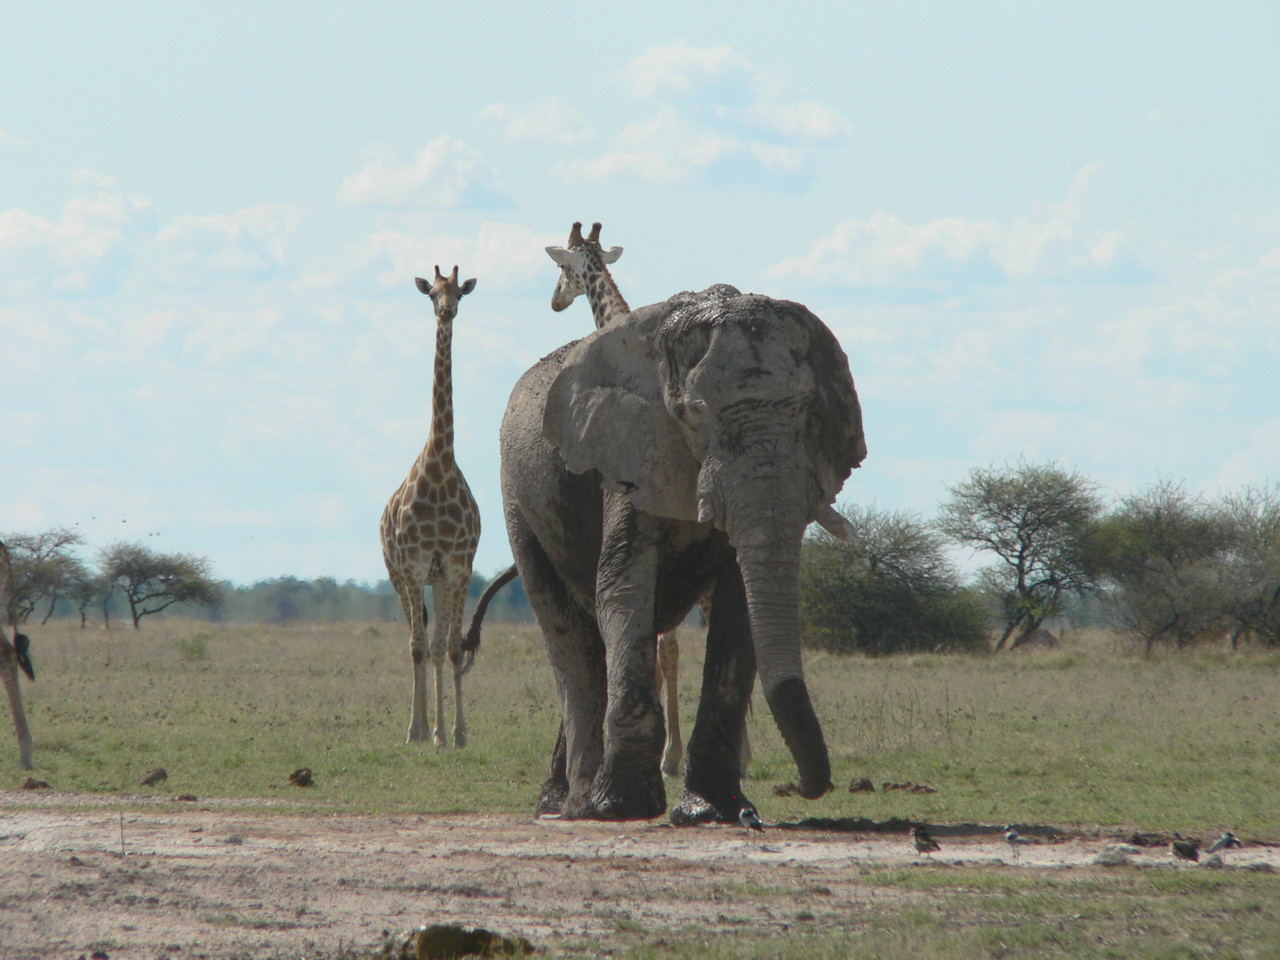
[671,563,757,825]
[586,499,667,820]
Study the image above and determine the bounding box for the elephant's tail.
[459,563,519,677]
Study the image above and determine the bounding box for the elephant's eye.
[683,398,709,421]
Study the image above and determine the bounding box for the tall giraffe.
[380,265,481,747]
[1,540,36,769]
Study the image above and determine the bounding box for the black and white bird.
[738,805,765,834]
[1004,824,1032,860]
[1206,831,1242,854]
[911,825,941,856]
[1170,839,1200,863]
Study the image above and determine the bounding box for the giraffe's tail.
[459,563,519,677]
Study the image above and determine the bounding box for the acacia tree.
[0,527,86,623]
[1086,480,1231,654]
[1219,484,1280,647]
[800,504,987,654]
[99,542,221,628]
[937,460,1103,650]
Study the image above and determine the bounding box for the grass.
[9,621,1280,837]
[618,866,1280,960]
[7,621,1280,959]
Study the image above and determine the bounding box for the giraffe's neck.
[584,259,630,330]
[423,316,455,470]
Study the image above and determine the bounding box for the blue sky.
[2,2,1278,584]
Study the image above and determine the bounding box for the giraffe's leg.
[389,569,431,744]
[443,572,471,748]
[657,631,682,777]
[427,584,451,748]
[1,640,33,770]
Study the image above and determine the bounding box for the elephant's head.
[544,286,866,799]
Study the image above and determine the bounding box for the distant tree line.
[0,532,532,628]
[8,464,1278,655]
[801,462,1280,655]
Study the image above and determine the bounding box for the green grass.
[617,866,1280,960]
[9,621,1280,839]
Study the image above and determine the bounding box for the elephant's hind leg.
[657,630,683,777]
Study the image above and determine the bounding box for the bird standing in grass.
[911,825,940,857]
[1206,832,1241,854]
[1171,839,1200,863]
[739,806,764,834]
[1004,825,1032,861]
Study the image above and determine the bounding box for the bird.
[911,825,941,856]
[1004,824,1033,860]
[1206,832,1242,854]
[739,805,765,834]
[1170,839,1200,863]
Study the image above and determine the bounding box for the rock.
[772,782,799,797]
[21,777,50,790]
[139,767,168,786]
[1093,849,1131,866]
[384,923,534,959]
[288,767,314,787]
[848,777,875,793]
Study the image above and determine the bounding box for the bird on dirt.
[911,825,941,857]
[1004,825,1032,860]
[739,806,765,834]
[1206,832,1242,854]
[1170,839,1200,863]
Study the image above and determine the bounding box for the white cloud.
[565,41,846,188]
[0,130,30,149]
[622,41,752,100]
[772,167,1154,292]
[359,220,561,292]
[475,99,592,145]
[151,204,303,281]
[337,136,510,209]
[0,171,157,297]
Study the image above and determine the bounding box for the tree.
[99,542,221,628]
[801,504,988,654]
[1086,480,1231,654]
[1219,484,1280,647]
[937,460,1103,650]
[0,527,86,624]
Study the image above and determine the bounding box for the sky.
[2,2,1278,585]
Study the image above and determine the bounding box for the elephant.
[499,282,865,823]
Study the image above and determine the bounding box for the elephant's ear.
[545,322,701,521]
[803,316,867,503]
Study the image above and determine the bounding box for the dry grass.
[9,619,1280,837]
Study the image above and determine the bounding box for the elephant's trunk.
[719,466,832,801]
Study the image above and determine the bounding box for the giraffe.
[1,540,36,769]
[543,222,752,779]
[380,265,481,747]
[546,221,628,329]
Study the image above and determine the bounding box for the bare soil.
[2,793,1276,960]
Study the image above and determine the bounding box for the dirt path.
[2,795,1276,959]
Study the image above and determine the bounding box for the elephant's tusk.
[814,504,857,543]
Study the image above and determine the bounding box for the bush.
[800,505,988,654]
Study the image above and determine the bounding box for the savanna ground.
[2,620,1278,959]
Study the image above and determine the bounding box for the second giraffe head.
[546,221,622,312]
[415,265,477,322]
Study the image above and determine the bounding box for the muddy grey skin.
[500,284,865,823]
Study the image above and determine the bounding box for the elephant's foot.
[577,755,666,821]
[432,730,448,748]
[536,777,568,817]
[670,782,753,826]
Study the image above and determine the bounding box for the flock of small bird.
[739,812,1245,866]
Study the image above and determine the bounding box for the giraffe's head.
[415,265,476,322]
[546,221,623,313]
